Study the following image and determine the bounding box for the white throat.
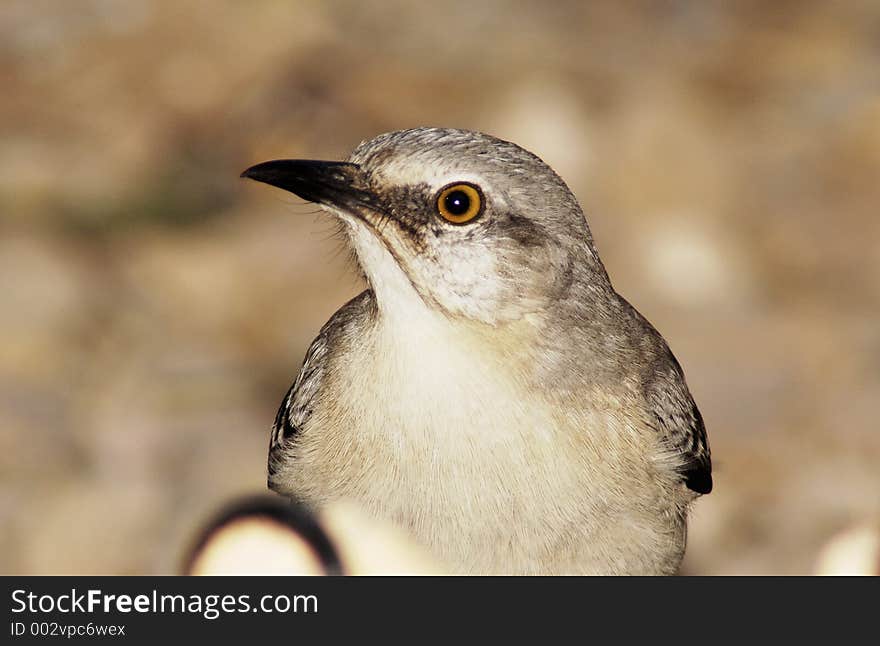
[342,215,438,330]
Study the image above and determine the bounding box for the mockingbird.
[241,127,712,575]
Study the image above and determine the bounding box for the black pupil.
[444,190,471,216]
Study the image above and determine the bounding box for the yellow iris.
[436,183,483,224]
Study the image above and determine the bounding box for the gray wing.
[268,290,375,479]
[645,354,713,495]
[617,296,712,495]
[269,337,327,452]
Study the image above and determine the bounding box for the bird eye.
[436,183,483,224]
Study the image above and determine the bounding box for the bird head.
[242,128,609,325]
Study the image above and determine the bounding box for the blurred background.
[1,0,878,575]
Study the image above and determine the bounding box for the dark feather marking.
[273,385,301,442]
[268,290,376,485]
[643,348,713,495]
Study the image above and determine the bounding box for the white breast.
[284,216,686,573]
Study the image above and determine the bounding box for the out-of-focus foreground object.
[185,495,444,575]
[814,523,880,576]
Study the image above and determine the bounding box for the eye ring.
[436,183,484,224]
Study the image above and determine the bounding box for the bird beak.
[240,159,376,211]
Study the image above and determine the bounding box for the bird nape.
[241,127,711,575]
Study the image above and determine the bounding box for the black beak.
[240,159,375,210]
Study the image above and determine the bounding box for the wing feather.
[268,290,375,479]
[645,356,713,495]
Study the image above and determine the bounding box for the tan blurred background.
[1,0,878,575]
